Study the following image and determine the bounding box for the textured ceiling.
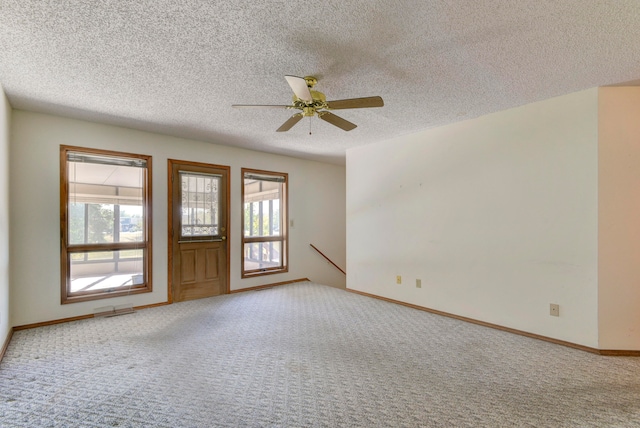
[1,1,640,165]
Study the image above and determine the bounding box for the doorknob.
[221,236,226,240]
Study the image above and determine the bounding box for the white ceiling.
[1,1,640,165]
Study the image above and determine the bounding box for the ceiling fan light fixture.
[232,75,384,132]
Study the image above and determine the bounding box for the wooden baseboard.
[0,328,13,364]
[13,314,95,331]
[13,301,171,331]
[134,301,171,311]
[230,278,310,294]
[346,288,640,357]
[598,349,640,356]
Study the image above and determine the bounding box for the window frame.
[60,145,153,304]
[241,168,288,278]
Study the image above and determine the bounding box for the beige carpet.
[1,282,639,427]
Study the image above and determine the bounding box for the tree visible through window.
[241,169,288,277]
[60,146,152,304]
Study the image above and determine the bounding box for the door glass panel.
[180,172,220,237]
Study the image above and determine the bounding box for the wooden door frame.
[167,159,231,303]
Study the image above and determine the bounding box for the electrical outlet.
[416,279,421,288]
[550,303,560,317]
[396,275,402,284]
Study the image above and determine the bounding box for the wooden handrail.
[309,244,346,275]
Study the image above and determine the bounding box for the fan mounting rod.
[303,76,317,88]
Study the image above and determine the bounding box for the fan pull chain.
[309,116,312,135]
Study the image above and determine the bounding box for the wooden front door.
[169,160,229,302]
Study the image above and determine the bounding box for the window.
[242,168,288,277]
[60,146,152,304]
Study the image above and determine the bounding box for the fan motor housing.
[310,90,326,103]
[292,89,327,115]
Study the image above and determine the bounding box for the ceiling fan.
[232,75,384,132]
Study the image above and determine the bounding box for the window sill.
[241,268,288,279]
[62,284,152,305]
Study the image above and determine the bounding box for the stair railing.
[309,244,346,275]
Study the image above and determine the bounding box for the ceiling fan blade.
[318,112,357,131]
[232,104,292,109]
[326,96,384,109]
[276,114,304,132]
[285,75,313,102]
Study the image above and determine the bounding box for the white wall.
[347,89,599,348]
[598,87,640,350]
[10,111,346,326]
[0,86,10,345]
